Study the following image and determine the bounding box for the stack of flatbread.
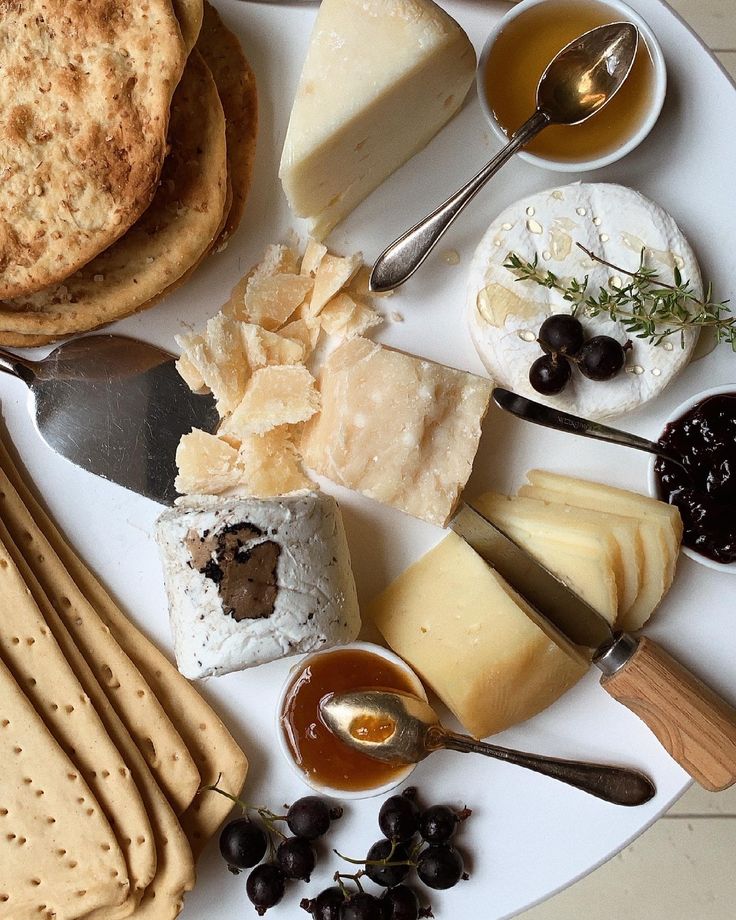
[0,0,257,346]
[0,429,248,919]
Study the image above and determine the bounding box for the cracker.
[0,518,196,920]
[0,528,155,917]
[0,656,128,920]
[197,1,258,245]
[0,438,248,858]
[0,458,201,816]
[0,0,186,299]
[173,0,204,53]
[0,51,228,338]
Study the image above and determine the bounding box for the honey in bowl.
[482,0,656,163]
[280,647,420,793]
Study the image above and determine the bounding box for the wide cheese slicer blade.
[0,335,219,505]
[448,502,736,791]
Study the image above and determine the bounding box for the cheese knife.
[448,502,736,791]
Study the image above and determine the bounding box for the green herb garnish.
[503,243,734,350]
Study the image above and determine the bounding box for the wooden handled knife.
[449,502,736,791]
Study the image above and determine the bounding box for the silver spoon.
[369,22,639,293]
[321,689,656,806]
[492,387,689,472]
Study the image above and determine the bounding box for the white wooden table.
[521,11,736,917]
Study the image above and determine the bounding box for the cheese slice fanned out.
[279,0,476,239]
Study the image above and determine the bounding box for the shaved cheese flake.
[309,252,362,317]
[234,429,316,497]
[176,313,250,416]
[319,292,383,339]
[245,273,314,330]
[222,364,321,437]
[279,317,321,356]
[300,238,328,278]
[241,323,306,367]
[176,349,207,392]
[175,429,241,495]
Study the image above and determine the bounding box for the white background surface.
[0,1,734,918]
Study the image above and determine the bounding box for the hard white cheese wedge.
[279,0,476,239]
[369,533,587,738]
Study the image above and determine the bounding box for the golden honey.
[483,0,656,162]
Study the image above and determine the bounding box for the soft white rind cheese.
[279,0,476,239]
[155,492,361,678]
[467,183,702,419]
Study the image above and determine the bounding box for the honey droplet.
[518,329,537,342]
[592,216,602,227]
[576,207,587,216]
[663,341,674,351]
[526,218,543,234]
[652,367,662,377]
[599,233,609,243]
[501,222,514,231]
[551,190,564,200]
[350,715,396,744]
[442,249,460,265]
[626,364,645,375]
[542,250,552,260]
[526,206,536,216]
[609,276,622,289]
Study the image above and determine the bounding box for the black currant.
[538,314,585,356]
[416,845,465,890]
[339,892,383,920]
[419,805,460,844]
[246,863,286,915]
[301,886,345,920]
[219,817,268,871]
[577,335,627,381]
[287,796,341,840]
[378,793,420,842]
[277,836,316,881]
[364,839,411,887]
[529,353,571,395]
[381,884,432,920]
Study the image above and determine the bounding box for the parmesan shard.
[279,0,476,238]
[241,323,306,367]
[308,252,362,317]
[301,338,492,527]
[300,238,328,278]
[235,429,316,497]
[176,312,250,416]
[244,273,313,330]
[176,429,241,495]
[222,365,320,438]
[279,317,321,356]
[319,292,383,340]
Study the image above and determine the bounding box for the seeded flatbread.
[0,436,248,858]
[197,1,259,246]
[0,518,196,920]
[0,657,128,920]
[173,0,204,53]
[0,49,228,339]
[0,0,186,299]
[0,460,201,817]
[0,528,155,918]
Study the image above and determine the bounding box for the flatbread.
[0,0,186,299]
[0,518,196,920]
[0,528,155,918]
[0,435,248,858]
[197,1,258,246]
[0,657,128,920]
[0,50,228,338]
[173,0,204,53]
[0,458,201,817]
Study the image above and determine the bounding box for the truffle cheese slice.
[279,0,476,238]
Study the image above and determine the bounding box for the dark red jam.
[654,394,736,564]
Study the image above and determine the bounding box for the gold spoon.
[321,689,656,807]
[369,22,639,293]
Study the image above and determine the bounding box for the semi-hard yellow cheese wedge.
[369,533,588,739]
[473,491,620,626]
[523,471,682,630]
[279,0,476,239]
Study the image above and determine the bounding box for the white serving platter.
[1,1,735,917]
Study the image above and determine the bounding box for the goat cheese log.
[155,492,361,678]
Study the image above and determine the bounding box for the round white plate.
[1,1,735,917]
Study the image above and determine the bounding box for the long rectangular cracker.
[0,526,156,917]
[0,438,248,857]
[0,656,128,920]
[0,516,196,920]
[0,450,201,817]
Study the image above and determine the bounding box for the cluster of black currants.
[300,787,471,920]
[529,314,631,396]
[218,795,343,916]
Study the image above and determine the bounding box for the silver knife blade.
[448,502,614,653]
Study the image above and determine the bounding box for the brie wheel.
[467,183,702,419]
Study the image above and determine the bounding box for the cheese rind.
[369,533,587,738]
[279,0,476,238]
[301,338,492,527]
[156,492,361,678]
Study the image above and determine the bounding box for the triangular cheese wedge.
[279,0,476,238]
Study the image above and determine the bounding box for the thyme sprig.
[503,244,734,350]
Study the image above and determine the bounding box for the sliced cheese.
[369,532,587,738]
[301,337,492,527]
[473,491,619,626]
[279,0,476,238]
[524,471,682,629]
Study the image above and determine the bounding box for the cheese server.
[448,502,736,791]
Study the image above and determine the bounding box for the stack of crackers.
[0,433,248,919]
[0,0,256,346]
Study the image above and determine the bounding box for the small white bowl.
[647,385,736,574]
[276,641,427,800]
[477,0,667,172]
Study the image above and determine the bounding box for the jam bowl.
[276,642,427,800]
[647,385,736,574]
